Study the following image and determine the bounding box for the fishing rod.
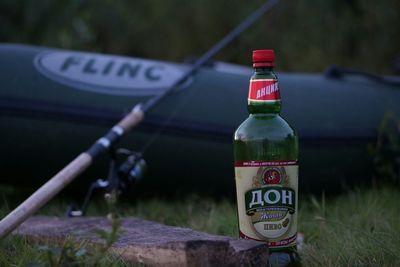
[0,0,280,239]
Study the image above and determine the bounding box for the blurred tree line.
[0,0,399,74]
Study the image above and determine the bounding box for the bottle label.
[248,79,280,103]
[234,160,298,249]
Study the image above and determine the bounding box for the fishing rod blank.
[0,0,280,239]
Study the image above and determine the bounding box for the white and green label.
[235,160,298,249]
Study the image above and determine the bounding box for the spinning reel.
[66,147,146,217]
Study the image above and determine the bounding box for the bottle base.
[268,251,301,267]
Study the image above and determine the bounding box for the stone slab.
[15,216,268,266]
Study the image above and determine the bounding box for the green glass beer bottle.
[233,50,299,266]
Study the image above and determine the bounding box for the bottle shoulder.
[234,114,297,141]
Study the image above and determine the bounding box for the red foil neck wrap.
[248,79,281,102]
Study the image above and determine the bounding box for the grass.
[1,186,400,266]
[298,187,400,266]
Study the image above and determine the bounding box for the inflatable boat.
[1,44,399,195]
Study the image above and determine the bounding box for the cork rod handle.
[0,153,92,238]
[0,108,145,239]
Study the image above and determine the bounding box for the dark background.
[1,0,399,74]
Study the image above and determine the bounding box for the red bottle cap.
[252,50,275,67]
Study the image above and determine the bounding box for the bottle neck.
[247,65,281,114]
[254,66,274,72]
